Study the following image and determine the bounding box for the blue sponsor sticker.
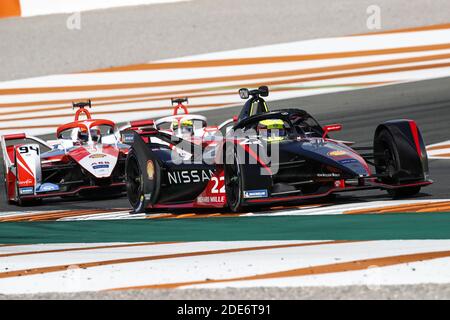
[36,183,60,193]
[19,187,34,195]
[339,158,358,165]
[93,164,109,169]
[243,189,268,199]
[122,133,134,143]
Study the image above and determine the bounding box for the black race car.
[124,86,431,213]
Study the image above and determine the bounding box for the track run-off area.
[1,22,450,295]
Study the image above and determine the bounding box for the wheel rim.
[126,156,142,208]
[383,144,398,180]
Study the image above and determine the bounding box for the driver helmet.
[257,119,287,142]
[172,119,194,136]
[90,127,101,142]
[77,127,89,143]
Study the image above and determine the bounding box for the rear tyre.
[374,129,421,198]
[17,197,42,207]
[126,150,146,214]
[224,145,244,212]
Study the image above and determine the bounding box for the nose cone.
[334,156,370,176]
[280,139,371,177]
[68,145,119,178]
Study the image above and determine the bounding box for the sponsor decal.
[147,160,155,180]
[89,154,107,159]
[122,133,134,144]
[243,189,268,199]
[167,169,214,184]
[197,196,225,203]
[19,187,34,195]
[18,179,33,186]
[334,180,346,188]
[328,150,347,157]
[339,158,358,165]
[36,183,60,193]
[316,173,341,178]
[92,164,109,170]
[144,193,152,200]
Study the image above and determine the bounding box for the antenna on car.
[72,100,92,120]
[171,97,189,115]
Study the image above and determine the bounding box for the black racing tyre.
[388,186,421,199]
[14,179,42,207]
[374,129,421,198]
[125,150,146,213]
[224,145,244,212]
[17,197,42,207]
[1,159,9,205]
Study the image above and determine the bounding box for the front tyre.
[224,145,244,212]
[374,129,421,198]
[17,197,42,207]
[388,186,421,199]
[126,150,146,213]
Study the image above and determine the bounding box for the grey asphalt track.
[1,0,450,81]
[2,77,450,212]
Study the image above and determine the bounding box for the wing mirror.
[239,86,269,99]
[322,124,342,138]
[258,86,269,97]
[239,88,250,99]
